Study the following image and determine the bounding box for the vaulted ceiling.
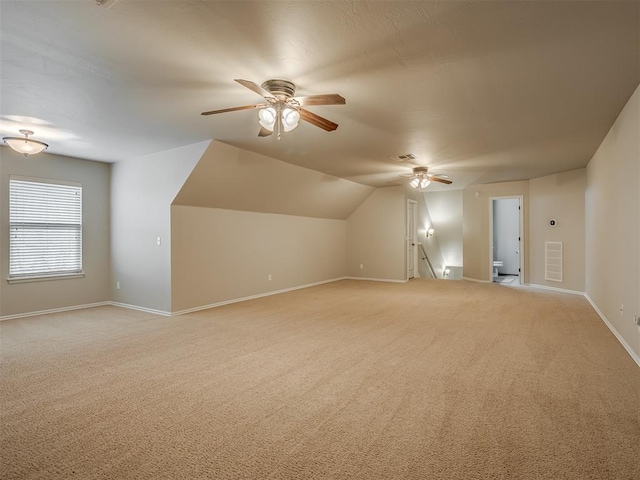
[1,1,638,190]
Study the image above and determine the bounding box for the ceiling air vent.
[390,153,417,162]
[95,0,121,8]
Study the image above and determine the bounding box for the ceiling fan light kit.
[407,166,452,189]
[202,78,344,140]
[410,177,431,189]
[3,130,48,157]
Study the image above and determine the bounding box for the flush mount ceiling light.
[3,130,48,157]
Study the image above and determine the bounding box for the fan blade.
[258,126,273,137]
[234,79,275,100]
[201,104,264,116]
[428,176,453,185]
[293,93,346,106]
[299,108,338,132]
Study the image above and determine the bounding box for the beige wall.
[110,141,208,313]
[169,140,377,312]
[0,149,110,317]
[529,169,586,292]
[423,189,464,268]
[406,187,446,279]
[347,187,406,281]
[586,84,639,359]
[174,141,374,220]
[463,181,530,282]
[171,206,346,312]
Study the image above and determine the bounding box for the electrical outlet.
[156,236,161,246]
[116,281,120,290]
[268,274,272,281]
[359,264,364,270]
[634,315,640,326]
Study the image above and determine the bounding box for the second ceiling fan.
[201,79,345,139]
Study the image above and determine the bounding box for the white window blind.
[9,177,83,279]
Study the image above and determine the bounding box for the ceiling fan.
[201,79,345,140]
[402,166,453,189]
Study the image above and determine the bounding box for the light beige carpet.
[1,279,639,479]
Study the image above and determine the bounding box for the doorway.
[489,196,524,285]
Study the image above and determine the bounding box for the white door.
[407,200,417,279]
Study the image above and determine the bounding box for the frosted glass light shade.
[420,178,431,189]
[3,130,48,157]
[258,107,276,131]
[409,178,420,188]
[282,107,300,132]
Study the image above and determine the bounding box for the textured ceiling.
[1,1,638,190]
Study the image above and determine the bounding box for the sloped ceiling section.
[172,141,374,220]
[2,1,638,190]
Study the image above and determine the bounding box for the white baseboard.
[462,276,492,284]
[0,301,112,322]
[172,277,348,316]
[0,279,348,320]
[585,294,640,368]
[528,283,585,296]
[345,276,408,283]
[109,302,172,317]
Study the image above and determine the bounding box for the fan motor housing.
[262,79,296,99]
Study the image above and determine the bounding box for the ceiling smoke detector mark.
[95,0,121,8]
[390,153,417,162]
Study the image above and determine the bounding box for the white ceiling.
[1,1,638,190]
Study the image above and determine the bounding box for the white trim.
[0,301,111,321]
[345,276,408,284]
[9,174,82,188]
[528,283,584,296]
[462,276,492,284]
[109,302,172,317]
[7,272,85,284]
[172,277,348,316]
[0,278,347,320]
[585,294,640,368]
[406,199,418,281]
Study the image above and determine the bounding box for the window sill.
[7,273,85,284]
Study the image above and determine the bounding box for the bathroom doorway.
[489,196,524,285]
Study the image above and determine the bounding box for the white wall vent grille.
[545,241,563,282]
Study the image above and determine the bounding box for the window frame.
[7,175,84,284]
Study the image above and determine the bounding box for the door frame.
[489,195,524,284]
[407,199,418,280]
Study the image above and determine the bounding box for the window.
[8,177,83,282]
